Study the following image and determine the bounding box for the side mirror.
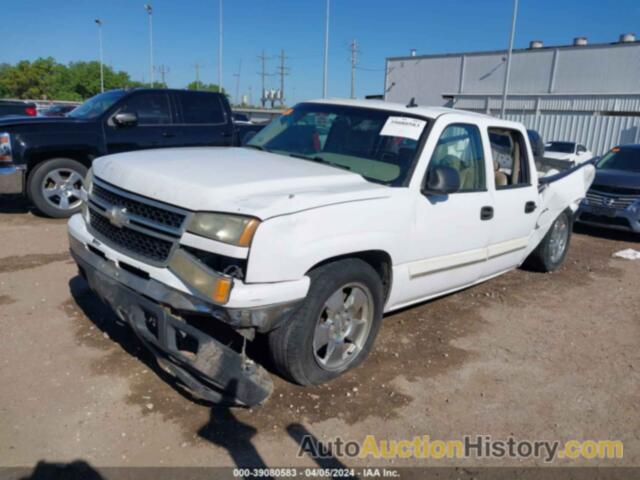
[422,166,460,196]
[113,112,138,127]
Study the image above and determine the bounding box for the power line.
[157,64,170,85]
[233,59,242,105]
[349,39,359,99]
[257,50,274,108]
[276,49,290,107]
[193,63,202,89]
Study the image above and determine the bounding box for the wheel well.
[307,250,393,303]
[27,151,92,175]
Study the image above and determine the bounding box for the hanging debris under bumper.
[70,242,273,407]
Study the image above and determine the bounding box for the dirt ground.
[1,196,639,471]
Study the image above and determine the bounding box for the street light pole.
[500,0,518,118]
[144,4,154,87]
[322,0,330,98]
[94,19,104,93]
[218,0,223,93]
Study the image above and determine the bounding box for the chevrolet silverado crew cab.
[68,99,595,406]
[0,88,262,218]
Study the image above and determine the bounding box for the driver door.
[104,91,178,154]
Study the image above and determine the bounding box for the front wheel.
[27,158,88,218]
[267,258,384,386]
[523,210,573,272]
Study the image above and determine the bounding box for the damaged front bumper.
[70,234,294,406]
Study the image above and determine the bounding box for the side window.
[577,144,587,154]
[427,123,486,192]
[119,93,172,125]
[178,92,226,124]
[488,128,531,189]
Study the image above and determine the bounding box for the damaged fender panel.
[527,163,596,256]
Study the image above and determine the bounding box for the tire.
[27,158,88,218]
[523,209,573,272]
[268,258,384,386]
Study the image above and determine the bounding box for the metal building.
[384,34,640,154]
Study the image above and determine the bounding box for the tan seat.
[493,158,509,187]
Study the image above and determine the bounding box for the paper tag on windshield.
[380,116,426,141]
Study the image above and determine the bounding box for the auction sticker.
[380,116,427,141]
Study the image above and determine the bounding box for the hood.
[0,115,91,129]
[543,151,574,161]
[92,147,391,219]
[591,168,640,190]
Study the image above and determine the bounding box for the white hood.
[92,147,390,219]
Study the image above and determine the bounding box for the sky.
[5,0,640,104]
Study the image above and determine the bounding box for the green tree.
[187,81,225,94]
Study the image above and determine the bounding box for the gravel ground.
[0,196,639,472]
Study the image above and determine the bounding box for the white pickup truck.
[68,99,595,406]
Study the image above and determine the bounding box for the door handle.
[161,132,176,138]
[524,201,537,214]
[220,131,232,137]
[480,206,494,221]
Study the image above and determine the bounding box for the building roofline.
[387,39,640,62]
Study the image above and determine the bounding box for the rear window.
[178,92,226,124]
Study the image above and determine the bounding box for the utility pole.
[349,39,359,99]
[157,64,169,85]
[276,49,289,107]
[501,0,519,118]
[257,50,273,108]
[94,19,104,93]
[322,0,330,98]
[233,59,242,106]
[144,4,154,87]
[218,0,223,92]
[193,63,202,89]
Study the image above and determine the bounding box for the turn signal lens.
[169,249,233,304]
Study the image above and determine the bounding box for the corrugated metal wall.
[504,114,640,155]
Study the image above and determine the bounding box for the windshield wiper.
[288,153,351,171]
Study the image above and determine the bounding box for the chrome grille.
[87,177,190,265]
[586,188,639,210]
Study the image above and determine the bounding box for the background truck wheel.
[27,158,87,218]
[524,209,573,272]
[268,258,384,386]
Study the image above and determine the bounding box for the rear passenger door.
[173,91,235,147]
[482,127,539,278]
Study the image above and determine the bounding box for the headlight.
[0,133,12,162]
[81,169,93,220]
[169,249,232,304]
[187,213,260,247]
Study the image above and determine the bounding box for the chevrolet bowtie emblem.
[106,206,129,228]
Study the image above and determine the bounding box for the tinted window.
[119,93,172,125]
[489,128,531,189]
[178,92,225,124]
[428,124,486,192]
[546,141,575,153]
[69,90,125,119]
[596,148,640,173]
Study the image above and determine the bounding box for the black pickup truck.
[0,88,263,217]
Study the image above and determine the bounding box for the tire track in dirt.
[0,252,70,274]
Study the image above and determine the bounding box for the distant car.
[543,141,593,169]
[0,100,37,118]
[576,145,640,233]
[41,104,77,117]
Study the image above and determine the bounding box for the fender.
[246,197,408,283]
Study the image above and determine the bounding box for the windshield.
[546,141,575,153]
[68,90,125,119]
[596,148,640,173]
[246,103,429,186]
